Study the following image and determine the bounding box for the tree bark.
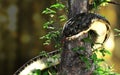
[68,0,88,18]
[59,34,94,75]
[59,0,94,75]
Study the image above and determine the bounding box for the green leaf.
[104,49,111,55]
[97,58,105,62]
[39,51,48,57]
[92,0,111,9]
[50,3,65,9]
[29,69,41,75]
[43,71,49,75]
[114,28,120,32]
[43,21,54,29]
[99,48,111,56]
[43,40,51,45]
[42,8,56,14]
[91,53,97,61]
[59,15,67,22]
[40,31,61,45]
[72,46,86,52]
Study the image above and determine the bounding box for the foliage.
[28,69,41,75]
[92,48,116,75]
[93,0,111,6]
[40,2,66,49]
[91,0,111,10]
[114,28,120,36]
[37,0,120,75]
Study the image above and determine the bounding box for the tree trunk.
[68,0,88,18]
[59,0,94,75]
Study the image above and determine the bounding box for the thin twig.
[108,1,120,5]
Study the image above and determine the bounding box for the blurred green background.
[0,0,120,75]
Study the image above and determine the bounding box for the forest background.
[0,0,120,75]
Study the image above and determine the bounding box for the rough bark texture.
[68,0,88,18]
[59,33,94,75]
[59,0,94,75]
